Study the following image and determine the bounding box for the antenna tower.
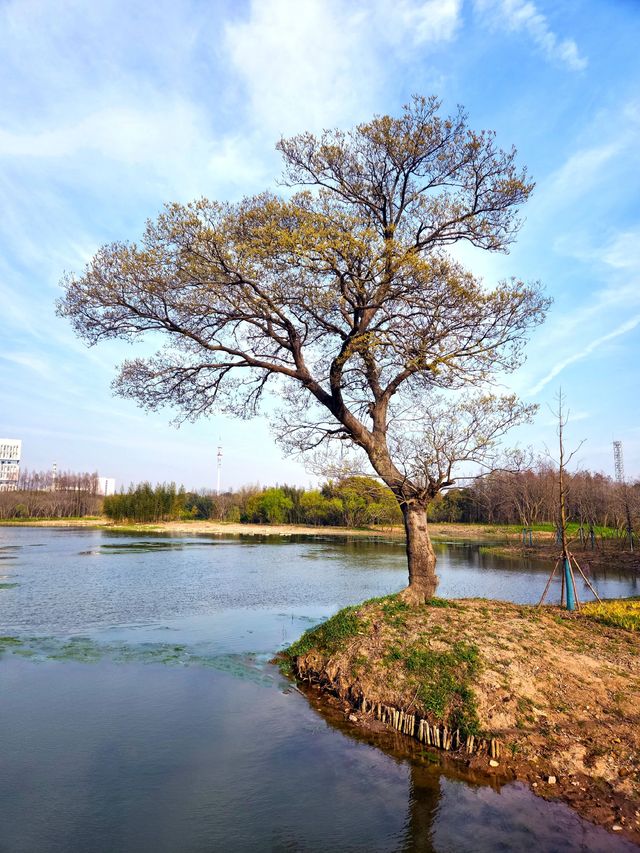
[613,441,624,483]
[216,441,223,494]
[52,461,57,491]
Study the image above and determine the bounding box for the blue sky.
[1,0,638,490]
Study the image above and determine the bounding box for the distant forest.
[0,469,102,519]
[1,465,638,537]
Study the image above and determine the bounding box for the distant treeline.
[103,478,404,527]
[101,464,639,535]
[2,463,638,536]
[467,464,639,531]
[0,469,102,519]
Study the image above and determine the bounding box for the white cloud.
[545,141,622,199]
[528,314,640,396]
[224,0,377,137]
[0,104,201,165]
[377,0,463,46]
[224,0,463,137]
[601,229,640,271]
[554,228,640,277]
[474,0,587,70]
[541,410,589,427]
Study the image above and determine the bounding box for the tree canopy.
[58,96,549,601]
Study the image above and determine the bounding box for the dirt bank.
[483,539,640,575]
[282,596,640,845]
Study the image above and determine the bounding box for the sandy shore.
[0,517,522,542]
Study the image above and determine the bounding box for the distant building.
[97,476,116,496]
[0,438,21,491]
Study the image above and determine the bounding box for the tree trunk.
[400,503,438,604]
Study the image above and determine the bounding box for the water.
[1,527,638,852]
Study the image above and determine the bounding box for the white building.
[97,476,116,496]
[0,438,21,491]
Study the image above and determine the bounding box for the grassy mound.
[283,593,640,837]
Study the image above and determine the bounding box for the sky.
[0,0,638,490]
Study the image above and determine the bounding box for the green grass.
[486,522,620,539]
[283,594,483,738]
[284,605,366,659]
[403,641,482,736]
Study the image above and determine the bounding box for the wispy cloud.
[601,229,640,271]
[528,314,640,396]
[376,0,463,46]
[224,0,463,137]
[474,0,587,70]
[0,352,53,379]
[541,410,590,427]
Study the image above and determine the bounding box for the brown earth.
[288,598,640,845]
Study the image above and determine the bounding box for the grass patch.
[424,598,460,609]
[582,598,640,632]
[403,641,482,736]
[284,605,365,659]
[379,596,410,617]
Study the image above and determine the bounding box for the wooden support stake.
[538,557,560,606]
[570,553,602,603]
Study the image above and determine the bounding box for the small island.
[280,595,640,843]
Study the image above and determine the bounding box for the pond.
[1,527,638,852]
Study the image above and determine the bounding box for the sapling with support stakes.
[538,390,601,611]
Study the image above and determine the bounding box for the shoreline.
[2,519,636,574]
[0,517,546,541]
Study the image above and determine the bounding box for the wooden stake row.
[358,695,500,757]
[293,665,501,759]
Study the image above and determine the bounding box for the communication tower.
[52,461,58,491]
[613,441,624,483]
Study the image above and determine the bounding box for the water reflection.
[303,689,638,852]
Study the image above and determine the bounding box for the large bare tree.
[58,96,549,602]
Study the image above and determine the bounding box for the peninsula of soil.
[281,595,640,844]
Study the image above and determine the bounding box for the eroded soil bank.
[282,596,640,845]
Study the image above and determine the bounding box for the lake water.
[1,527,638,852]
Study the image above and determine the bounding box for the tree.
[245,487,294,524]
[58,96,548,603]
